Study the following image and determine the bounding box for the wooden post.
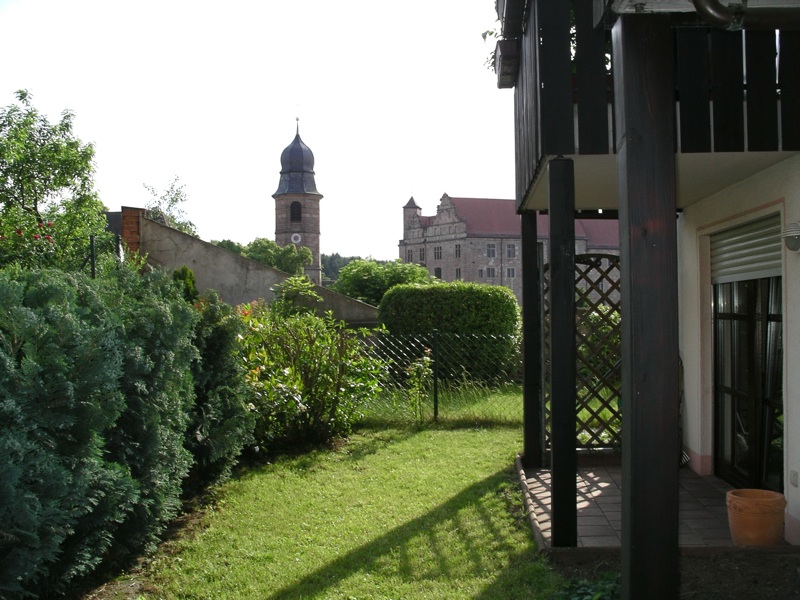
[549,157,577,547]
[612,14,680,599]
[521,210,544,468]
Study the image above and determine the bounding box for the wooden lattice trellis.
[543,253,622,449]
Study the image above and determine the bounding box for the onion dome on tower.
[273,125,322,197]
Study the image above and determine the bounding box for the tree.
[210,237,311,275]
[212,239,245,255]
[331,258,436,306]
[0,90,110,270]
[144,176,197,236]
[321,252,361,280]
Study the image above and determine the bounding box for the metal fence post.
[432,329,439,422]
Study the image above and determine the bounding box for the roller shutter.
[710,214,782,284]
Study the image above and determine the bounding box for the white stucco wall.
[678,153,800,544]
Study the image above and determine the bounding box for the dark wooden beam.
[745,30,779,151]
[779,31,800,150]
[612,14,680,599]
[521,210,544,468]
[536,0,575,156]
[575,0,611,155]
[548,157,577,547]
[676,28,712,153]
[710,29,745,151]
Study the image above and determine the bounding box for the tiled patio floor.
[518,461,736,548]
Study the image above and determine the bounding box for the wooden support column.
[521,210,544,468]
[548,157,577,547]
[612,14,680,599]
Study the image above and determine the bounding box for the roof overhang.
[520,151,800,212]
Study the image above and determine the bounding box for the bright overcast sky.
[0,0,515,261]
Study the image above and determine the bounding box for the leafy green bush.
[184,290,254,491]
[99,267,198,559]
[332,258,436,306]
[239,281,385,450]
[0,269,136,597]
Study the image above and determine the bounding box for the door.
[713,277,783,491]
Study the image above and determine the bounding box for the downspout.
[692,0,800,30]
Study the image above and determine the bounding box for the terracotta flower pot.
[726,489,786,546]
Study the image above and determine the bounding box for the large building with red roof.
[399,194,619,303]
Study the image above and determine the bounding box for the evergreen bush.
[0,269,136,597]
[184,290,254,491]
[99,267,198,559]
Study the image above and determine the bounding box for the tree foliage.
[0,90,110,270]
[321,252,361,280]
[144,176,197,236]
[331,259,436,306]
[211,237,312,276]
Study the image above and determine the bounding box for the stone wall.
[115,207,377,327]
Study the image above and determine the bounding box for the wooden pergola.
[496,0,800,597]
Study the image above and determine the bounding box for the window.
[507,267,516,278]
[406,249,413,263]
[419,248,426,262]
[434,246,442,260]
[455,244,461,258]
[486,267,496,278]
[434,267,442,278]
[290,201,302,222]
[455,268,461,280]
[487,243,496,258]
[507,244,516,259]
[478,268,484,278]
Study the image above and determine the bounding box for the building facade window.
[455,267,461,280]
[478,268,484,278]
[406,249,413,263]
[455,244,461,258]
[434,267,442,278]
[487,243,496,258]
[419,247,426,262]
[507,267,516,278]
[434,246,442,260]
[290,201,302,222]
[486,267,496,278]
[507,244,516,259]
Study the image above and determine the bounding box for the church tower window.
[290,201,302,222]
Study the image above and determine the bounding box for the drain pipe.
[692,0,800,30]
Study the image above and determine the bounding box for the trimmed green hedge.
[378,282,521,382]
[378,281,520,335]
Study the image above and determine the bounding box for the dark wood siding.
[511,2,796,204]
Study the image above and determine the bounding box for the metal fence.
[359,331,523,425]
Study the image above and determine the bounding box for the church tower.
[273,123,323,285]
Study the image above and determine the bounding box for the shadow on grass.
[264,467,556,600]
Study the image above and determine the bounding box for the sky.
[0,0,515,261]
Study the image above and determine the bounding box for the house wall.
[678,153,800,544]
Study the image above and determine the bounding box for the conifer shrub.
[0,269,136,597]
[184,290,254,492]
[99,267,198,560]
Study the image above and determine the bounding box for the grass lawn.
[124,426,561,599]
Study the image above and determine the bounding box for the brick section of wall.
[120,206,145,253]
